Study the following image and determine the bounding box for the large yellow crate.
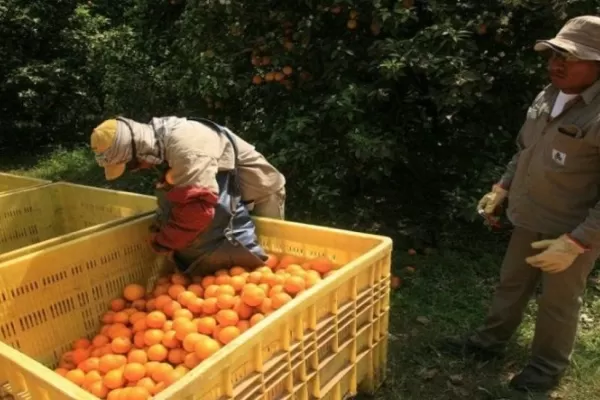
[0,182,157,263]
[0,173,50,195]
[0,215,393,400]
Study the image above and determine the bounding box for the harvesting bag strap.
[186,117,241,241]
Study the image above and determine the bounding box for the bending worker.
[445,16,600,393]
[89,116,285,270]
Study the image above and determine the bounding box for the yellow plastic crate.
[0,215,393,400]
[0,173,50,195]
[0,182,157,263]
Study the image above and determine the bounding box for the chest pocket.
[543,122,600,191]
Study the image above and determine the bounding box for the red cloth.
[153,186,219,251]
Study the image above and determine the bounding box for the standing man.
[445,16,600,392]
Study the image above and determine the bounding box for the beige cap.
[534,16,600,61]
[90,119,127,181]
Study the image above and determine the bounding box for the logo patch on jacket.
[552,149,567,166]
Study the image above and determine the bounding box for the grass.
[3,148,600,400]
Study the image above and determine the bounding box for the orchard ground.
[5,149,600,400]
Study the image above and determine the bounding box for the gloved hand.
[477,184,508,216]
[525,234,586,274]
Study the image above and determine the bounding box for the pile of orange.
[54,254,336,399]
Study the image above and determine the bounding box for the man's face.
[547,50,600,93]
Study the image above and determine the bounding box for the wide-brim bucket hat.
[534,16,600,61]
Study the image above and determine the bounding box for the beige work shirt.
[499,79,600,247]
[165,119,286,202]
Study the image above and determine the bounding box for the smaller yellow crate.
[0,173,50,194]
[0,216,393,400]
[0,182,157,263]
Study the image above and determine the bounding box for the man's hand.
[525,234,586,274]
[477,184,508,216]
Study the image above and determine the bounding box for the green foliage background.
[2,0,599,240]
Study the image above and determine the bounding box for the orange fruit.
[129,311,147,325]
[132,299,146,311]
[127,349,148,364]
[132,318,147,333]
[107,389,123,400]
[229,266,246,276]
[284,276,306,295]
[173,308,194,320]
[265,254,279,268]
[153,283,169,297]
[216,309,240,327]
[124,284,146,302]
[278,255,302,269]
[202,297,219,315]
[265,72,275,82]
[229,276,246,292]
[136,377,155,393]
[204,284,220,298]
[145,299,157,312]
[110,298,126,312]
[99,354,125,374]
[237,320,251,333]
[347,19,358,29]
[144,329,165,346]
[171,273,190,286]
[217,326,241,345]
[92,334,110,348]
[182,333,205,352]
[104,368,125,390]
[161,330,180,349]
[197,316,217,335]
[163,300,182,318]
[195,337,221,360]
[144,361,160,378]
[73,338,91,350]
[283,66,293,75]
[216,294,235,310]
[167,348,187,365]
[133,332,146,349]
[214,274,231,285]
[167,284,186,300]
[55,367,69,377]
[125,386,151,400]
[173,318,197,341]
[271,292,293,310]
[83,369,103,387]
[151,363,174,383]
[201,276,216,289]
[269,285,285,297]
[124,363,146,382]
[187,284,204,297]
[250,313,265,327]
[232,297,254,320]
[305,256,334,274]
[241,284,266,307]
[88,381,109,398]
[154,295,172,311]
[259,298,273,315]
[72,348,91,365]
[147,344,168,362]
[111,337,132,354]
[252,75,263,85]
[65,368,86,386]
[187,298,205,314]
[146,311,167,329]
[177,291,197,307]
[247,272,262,284]
[184,352,201,369]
